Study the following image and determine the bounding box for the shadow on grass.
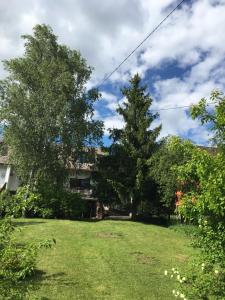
[13,221,46,227]
[135,216,169,227]
[3,270,68,300]
[77,218,102,223]
[104,215,170,227]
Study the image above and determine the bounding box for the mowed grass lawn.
[14,219,194,300]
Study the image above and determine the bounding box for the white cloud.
[0,0,224,145]
[103,114,124,135]
[101,92,125,111]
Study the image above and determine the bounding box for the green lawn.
[14,219,194,300]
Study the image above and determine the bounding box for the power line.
[151,102,215,112]
[97,0,187,87]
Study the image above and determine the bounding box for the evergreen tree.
[109,74,161,219]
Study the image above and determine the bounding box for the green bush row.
[0,185,87,220]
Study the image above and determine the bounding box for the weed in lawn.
[96,232,124,238]
[131,251,160,265]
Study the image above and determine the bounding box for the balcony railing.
[70,188,93,197]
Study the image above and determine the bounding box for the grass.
[14,219,195,300]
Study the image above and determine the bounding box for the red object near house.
[175,190,183,207]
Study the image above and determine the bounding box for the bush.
[177,193,198,224]
[164,263,225,300]
[169,150,225,299]
[0,187,43,218]
[35,184,87,219]
[0,185,87,220]
[0,191,14,217]
[0,218,55,299]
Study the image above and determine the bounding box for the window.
[69,178,90,189]
[70,178,79,189]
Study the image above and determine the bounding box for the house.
[0,148,105,218]
[0,156,20,192]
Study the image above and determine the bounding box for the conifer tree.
[109,74,161,219]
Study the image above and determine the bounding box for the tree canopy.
[149,136,196,213]
[190,90,225,153]
[0,24,103,187]
[105,74,161,218]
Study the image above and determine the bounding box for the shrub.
[0,191,13,217]
[0,187,42,218]
[177,193,198,224]
[0,218,55,299]
[0,184,87,220]
[164,264,225,300]
[169,150,225,299]
[36,184,87,219]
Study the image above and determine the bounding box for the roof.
[67,162,96,171]
[197,146,218,155]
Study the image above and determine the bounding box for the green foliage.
[190,90,225,153]
[173,151,225,299]
[0,218,55,299]
[149,136,196,213]
[0,184,86,219]
[35,184,86,219]
[177,150,225,220]
[0,24,103,189]
[105,74,161,218]
[167,91,225,299]
[0,187,42,218]
[165,264,225,300]
[176,193,198,223]
[0,191,13,217]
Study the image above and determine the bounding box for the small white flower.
[177,275,181,280]
[182,277,186,281]
[164,270,168,276]
[172,290,176,294]
[171,274,174,278]
[215,269,219,275]
[172,268,175,272]
[179,280,183,283]
[180,294,185,298]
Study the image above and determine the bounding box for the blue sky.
[0,0,225,146]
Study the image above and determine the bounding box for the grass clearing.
[14,219,195,299]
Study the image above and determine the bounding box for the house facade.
[0,148,105,218]
[0,156,20,192]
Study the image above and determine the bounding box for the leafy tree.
[0,24,103,189]
[108,74,161,219]
[149,136,196,215]
[190,90,225,153]
[169,91,225,299]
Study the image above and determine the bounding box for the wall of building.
[0,164,20,192]
[0,165,7,187]
[7,171,20,191]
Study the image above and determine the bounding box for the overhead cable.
[97,0,187,87]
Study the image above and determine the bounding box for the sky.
[0,0,225,146]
